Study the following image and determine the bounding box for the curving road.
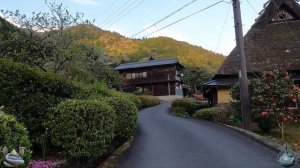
[115,102,299,168]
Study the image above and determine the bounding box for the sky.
[0,0,269,55]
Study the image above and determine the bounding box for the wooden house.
[204,0,300,105]
[115,58,185,96]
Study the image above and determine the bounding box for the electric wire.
[102,0,141,27]
[99,0,133,27]
[104,0,146,28]
[271,0,297,40]
[245,0,259,15]
[143,0,231,38]
[94,0,121,21]
[130,0,200,38]
[215,4,231,53]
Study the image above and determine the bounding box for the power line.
[105,0,146,28]
[143,1,231,38]
[130,0,200,38]
[245,0,258,15]
[94,0,121,21]
[99,0,133,27]
[215,4,231,53]
[102,0,141,27]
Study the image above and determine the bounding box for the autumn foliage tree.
[251,70,300,138]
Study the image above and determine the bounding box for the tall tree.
[183,67,212,93]
[1,0,92,72]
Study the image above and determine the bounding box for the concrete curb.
[222,124,300,160]
[98,137,134,168]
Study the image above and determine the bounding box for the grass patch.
[253,122,300,153]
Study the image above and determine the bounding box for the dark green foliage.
[0,59,80,145]
[0,108,31,168]
[256,116,277,133]
[183,66,212,93]
[171,98,197,116]
[193,105,236,124]
[137,95,160,108]
[118,93,142,110]
[193,108,219,121]
[45,99,115,159]
[194,101,210,111]
[105,97,138,140]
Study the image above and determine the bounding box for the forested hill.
[72,25,225,72]
[0,18,225,72]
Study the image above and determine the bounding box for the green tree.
[184,67,212,93]
[251,71,300,138]
[1,1,92,72]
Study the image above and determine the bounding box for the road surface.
[115,102,299,168]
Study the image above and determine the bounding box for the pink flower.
[261,111,269,117]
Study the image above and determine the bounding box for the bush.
[0,108,31,168]
[116,92,142,110]
[137,95,160,108]
[194,105,238,124]
[194,101,210,110]
[193,107,219,121]
[171,98,196,116]
[0,59,80,145]
[45,99,115,160]
[105,97,138,140]
[256,115,277,133]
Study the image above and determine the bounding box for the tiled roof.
[114,58,184,70]
[203,78,238,87]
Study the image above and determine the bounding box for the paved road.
[115,102,299,168]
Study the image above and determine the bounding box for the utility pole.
[232,0,251,130]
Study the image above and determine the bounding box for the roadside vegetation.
[0,1,159,167]
[172,70,300,153]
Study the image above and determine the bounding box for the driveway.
[115,102,299,168]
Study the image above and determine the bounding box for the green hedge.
[45,99,115,159]
[193,105,237,124]
[137,95,160,108]
[0,108,31,168]
[0,59,80,145]
[193,107,220,121]
[105,97,138,140]
[171,98,196,116]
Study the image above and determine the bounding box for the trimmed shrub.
[0,108,31,168]
[137,95,160,108]
[171,98,196,116]
[194,105,237,124]
[45,99,115,160]
[105,97,138,140]
[193,107,219,121]
[194,101,210,110]
[0,59,80,145]
[117,92,142,110]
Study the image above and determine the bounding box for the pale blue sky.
[0,0,268,55]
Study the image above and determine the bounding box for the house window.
[130,72,147,79]
[125,73,132,79]
[143,72,147,77]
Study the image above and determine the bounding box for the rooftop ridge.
[119,58,177,66]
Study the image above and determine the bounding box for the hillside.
[0,18,225,72]
[72,25,225,72]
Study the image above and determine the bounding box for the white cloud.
[71,0,99,5]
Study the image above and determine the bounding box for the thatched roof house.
[204,0,300,105]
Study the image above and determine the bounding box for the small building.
[204,0,300,105]
[115,58,185,97]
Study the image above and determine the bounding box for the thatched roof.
[216,0,300,77]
